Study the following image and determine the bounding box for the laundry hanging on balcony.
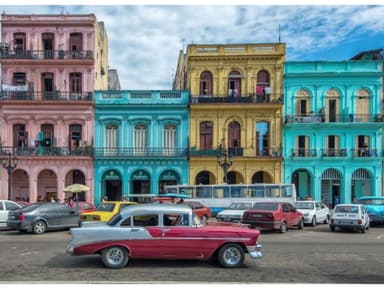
[1,84,28,91]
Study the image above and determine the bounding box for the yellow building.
[174,43,285,185]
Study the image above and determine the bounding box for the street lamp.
[1,152,18,200]
[217,144,233,184]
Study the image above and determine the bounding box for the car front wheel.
[311,216,317,227]
[101,246,129,269]
[33,220,47,234]
[279,222,287,233]
[217,243,245,268]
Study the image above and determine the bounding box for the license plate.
[252,214,263,218]
[223,218,232,222]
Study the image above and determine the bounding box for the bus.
[164,183,297,215]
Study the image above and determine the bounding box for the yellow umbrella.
[64,183,90,193]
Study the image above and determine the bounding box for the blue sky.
[1,4,384,89]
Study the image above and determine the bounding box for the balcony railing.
[291,148,380,158]
[0,49,93,60]
[191,94,282,104]
[189,147,281,157]
[285,113,384,123]
[0,91,93,101]
[94,147,188,158]
[0,146,93,157]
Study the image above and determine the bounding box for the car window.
[95,203,115,212]
[120,216,132,227]
[108,213,122,226]
[21,204,41,212]
[119,203,135,211]
[252,203,278,211]
[4,201,19,211]
[335,205,359,213]
[229,202,252,210]
[293,202,314,209]
[316,203,321,210]
[282,204,290,213]
[163,213,189,226]
[0,201,3,210]
[133,214,158,227]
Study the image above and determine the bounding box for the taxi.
[80,201,137,222]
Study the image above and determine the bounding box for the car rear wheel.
[297,218,304,230]
[33,220,47,234]
[101,246,129,269]
[217,243,244,268]
[311,216,317,227]
[279,222,287,233]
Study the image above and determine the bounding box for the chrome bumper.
[247,243,263,259]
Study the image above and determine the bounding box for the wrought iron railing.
[191,94,283,104]
[0,146,93,157]
[94,147,188,158]
[0,49,93,60]
[291,148,380,158]
[285,113,384,123]
[0,91,93,101]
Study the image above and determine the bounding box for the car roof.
[335,203,362,207]
[359,196,384,200]
[119,203,192,217]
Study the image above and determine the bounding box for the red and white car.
[66,203,262,268]
[242,202,304,233]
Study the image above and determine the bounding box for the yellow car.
[80,201,137,222]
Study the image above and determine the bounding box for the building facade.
[283,61,383,207]
[0,13,109,203]
[93,90,189,205]
[174,43,285,185]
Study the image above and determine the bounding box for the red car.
[183,200,211,222]
[71,202,96,213]
[66,203,263,268]
[242,202,304,233]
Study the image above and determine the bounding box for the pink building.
[0,13,109,203]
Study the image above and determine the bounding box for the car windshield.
[359,198,384,205]
[252,203,279,211]
[108,213,122,226]
[334,205,359,213]
[294,202,314,209]
[95,203,115,212]
[21,204,41,212]
[228,202,252,210]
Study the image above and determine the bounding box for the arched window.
[200,71,213,96]
[256,70,271,101]
[295,89,310,116]
[200,121,213,149]
[355,89,370,121]
[228,70,241,97]
[228,121,241,148]
[326,89,340,122]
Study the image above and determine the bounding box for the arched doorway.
[131,170,150,195]
[12,169,30,202]
[37,169,57,202]
[351,168,372,199]
[65,169,86,201]
[102,169,122,202]
[226,171,244,184]
[252,171,273,184]
[291,169,312,200]
[195,171,216,185]
[159,170,180,194]
[321,168,342,208]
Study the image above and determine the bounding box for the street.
[0,224,384,283]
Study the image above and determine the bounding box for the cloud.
[1,5,383,89]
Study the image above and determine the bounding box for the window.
[41,124,54,147]
[228,70,241,96]
[163,124,176,155]
[120,217,132,227]
[133,214,158,226]
[13,33,26,55]
[163,213,189,226]
[135,124,147,155]
[105,124,118,155]
[228,121,241,148]
[69,124,82,148]
[5,201,20,211]
[200,121,213,149]
[200,71,213,96]
[256,122,269,156]
[69,73,82,98]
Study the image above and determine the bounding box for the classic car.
[0,200,22,228]
[242,202,304,233]
[6,202,80,234]
[66,203,263,269]
[330,204,370,233]
[183,200,211,222]
[216,201,259,223]
[293,201,330,226]
[358,196,384,224]
[80,201,137,222]
[71,202,96,213]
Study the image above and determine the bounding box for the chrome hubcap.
[107,248,124,265]
[223,247,241,265]
[35,222,45,233]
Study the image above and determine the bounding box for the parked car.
[358,196,384,224]
[80,201,137,222]
[71,202,96,213]
[6,202,80,234]
[293,201,330,226]
[182,200,211,222]
[66,203,262,269]
[242,202,304,233]
[216,201,258,223]
[0,200,22,228]
[330,204,370,233]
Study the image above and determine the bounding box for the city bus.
[163,183,297,215]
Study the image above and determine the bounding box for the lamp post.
[217,145,233,184]
[1,152,18,200]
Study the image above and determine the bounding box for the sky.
[1,4,384,90]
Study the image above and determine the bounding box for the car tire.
[32,220,47,234]
[101,246,129,269]
[217,243,244,268]
[311,216,317,227]
[279,222,287,233]
[297,218,304,230]
[361,226,366,234]
[330,225,335,232]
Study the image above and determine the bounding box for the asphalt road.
[0,224,384,283]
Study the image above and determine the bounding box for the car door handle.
[131,228,141,232]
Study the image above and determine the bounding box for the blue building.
[93,90,190,205]
[283,61,383,207]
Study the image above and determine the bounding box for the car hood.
[363,205,384,214]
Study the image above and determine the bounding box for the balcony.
[0,146,93,157]
[0,91,93,101]
[256,147,282,157]
[191,94,283,104]
[0,49,93,60]
[291,148,380,158]
[189,146,282,158]
[285,113,384,124]
[94,147,188,159]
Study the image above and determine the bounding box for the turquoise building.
[283,61,383,207]
[93,90,190,205]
